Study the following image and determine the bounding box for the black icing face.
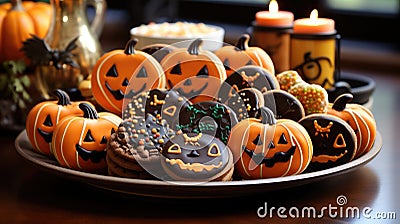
[161,133,231,180]
[218,65,278,103]
[299,114,357,172]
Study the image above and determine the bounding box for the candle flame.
[269,0,278,13]
[310,9,319,20]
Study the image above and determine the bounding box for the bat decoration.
[20,34,80,70]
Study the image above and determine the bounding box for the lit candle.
[255,0,294,27]
[250,0,294,73]
[293,9,335,34]
[290,9,339,89]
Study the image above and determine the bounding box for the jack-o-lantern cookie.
[299,113,357,172]
[227,107,313,179]
[161,132,234,181]
[327,93,376,158]
[160,38,226,103]
[177,101,238,144]
[222,87,264,121]
[107,114,174,179]
[91,38,166,114]
[26,89,92,157]
[52,103,121,172]
[263,90,305,121]
[214,34,275,77]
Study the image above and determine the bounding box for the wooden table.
[1,15,399,222]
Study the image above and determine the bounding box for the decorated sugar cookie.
[215,34,275,77]
[161,38,226,103]
[161,132,234,181]
[91,38,166,114]
[263,90,305,122]
[299,113,357,172]
[227,107,313,179]
[177,101,238,144]
[327,93,376,158]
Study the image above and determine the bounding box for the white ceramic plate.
[15,130,382,198]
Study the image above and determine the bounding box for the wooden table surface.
[1,16,399,223]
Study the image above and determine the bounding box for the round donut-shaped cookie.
[140,43,176,62]
[161,132,234,181]
[177,101,238,144]
[263,90,305,121]
[299,113,357,172]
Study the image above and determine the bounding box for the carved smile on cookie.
[105,81,147,100]
[165,158,223,172]
[312,150,348,163]
[242,144,296,168]
[75,144,106,163]
[37,128,53,143]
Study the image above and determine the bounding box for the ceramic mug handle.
[87,0,107,37]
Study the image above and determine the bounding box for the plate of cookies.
[16,36,382,198]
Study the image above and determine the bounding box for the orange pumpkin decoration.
[0,0,51,62]
[52,103,121,172]
[214,34,275,77]
[327,93,377,158]
[227,107,312,179]
[26,89,90,156]
[160,38,226,103]
[91,38,166,114]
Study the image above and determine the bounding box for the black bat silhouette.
[20,34,80,70]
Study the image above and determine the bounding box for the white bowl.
[130,22,225,52]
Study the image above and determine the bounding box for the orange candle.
[255,0,294,27]
[293,9,335,34]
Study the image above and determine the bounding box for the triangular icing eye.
[252,134,263,145]
[83,130,95,142]
[333,134,346,148]
[278,133,288,144]
[223,59,231,70]
[106,64,118,77]
[197,65,209,77]
[43,114,53,127]
[100,136,107,144]
[136,67,148,78]
[167,143,181,154]
[122,78,129,86]
[208,143,221,157]
[170,63,182,75]
[246,60,253,66]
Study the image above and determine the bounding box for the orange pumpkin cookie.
[214,34,275,77]
[26,89,92,156]
[161,38,226,103]
[227,107,312,179]
[91,38,165,114]
[327,93,376,158]
[52,103,121,172]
